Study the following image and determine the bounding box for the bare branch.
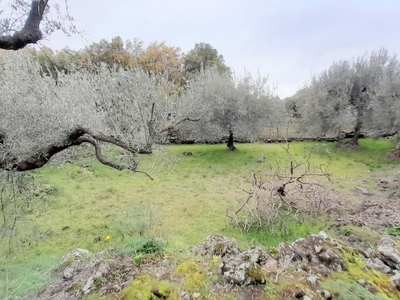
[227,144,335,232]
[158,115,204,134]
[0,0,48,50]
[274,253,295,283]
[75,136,154,180]
[81,128,136,153]
[1,127,85,171]
[146,102,204,147]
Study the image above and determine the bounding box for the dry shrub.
[227,143,335,233]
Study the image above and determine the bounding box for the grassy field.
[0,139,396,299]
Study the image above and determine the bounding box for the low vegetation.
[0,139,398,299]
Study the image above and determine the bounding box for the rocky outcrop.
[193,232,351,285]
[34,249,141,300]
[193,232,400,291]
[193,235,270,284]
[34,233,400,299]
[192,235,240,257]
[277,232,347,276]
[379,177,400,199]
[35,249,111,299]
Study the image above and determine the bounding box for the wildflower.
[105,235,111,241]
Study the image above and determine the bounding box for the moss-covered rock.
[120,275,178,300]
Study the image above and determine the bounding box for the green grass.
[0,255,59,300]
[220,218,328,248]
[0,139,396,298]
[321,279,391,300]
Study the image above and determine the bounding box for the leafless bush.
[227,143,334,234]
[275,253,295,283]
[0,171,37,256]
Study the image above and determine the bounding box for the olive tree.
[0,1,205,173]
[0,1,205,252]
[297,60,353,137]
[0,52,127,171]
[180,68,278,149]
[365,53,400,135]
[298,48,400,145]
[0,50,203,173]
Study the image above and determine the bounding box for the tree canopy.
[4,1,400,175]
[295,48,400,145]
[184,42,229,75]
[0,2,240,172]
[178,68,280,149]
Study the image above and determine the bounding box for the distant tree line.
[26,37,229,89]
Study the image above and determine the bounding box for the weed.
[119,237,165,255]
[93,276,107,288]
[83,295,107,300]
[264,284,280,294]
[387,225,400,237]
[174,261,209,294]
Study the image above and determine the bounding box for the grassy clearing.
[0,139,396,299]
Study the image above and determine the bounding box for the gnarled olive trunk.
[349,79,367,146]
[351,112,363,146]
[227,131,236,151]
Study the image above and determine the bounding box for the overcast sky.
[40,0,400,99]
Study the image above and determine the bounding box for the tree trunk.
[351,105,364,146]
[351,118,362,145]
[349,80,366,146]
[388,139,400,159]
[0,0,48,50]
[227,131,236,151]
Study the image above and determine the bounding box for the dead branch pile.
[227,144,336,233]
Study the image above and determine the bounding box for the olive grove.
[0,1,205,173]
[0,1,281,173]
[0,49,208,173]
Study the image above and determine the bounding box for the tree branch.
[145,103,204,147]
[76,136,153,180]
[0,0,48,50]
[158,115,204,134]
[0,126,153,176]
